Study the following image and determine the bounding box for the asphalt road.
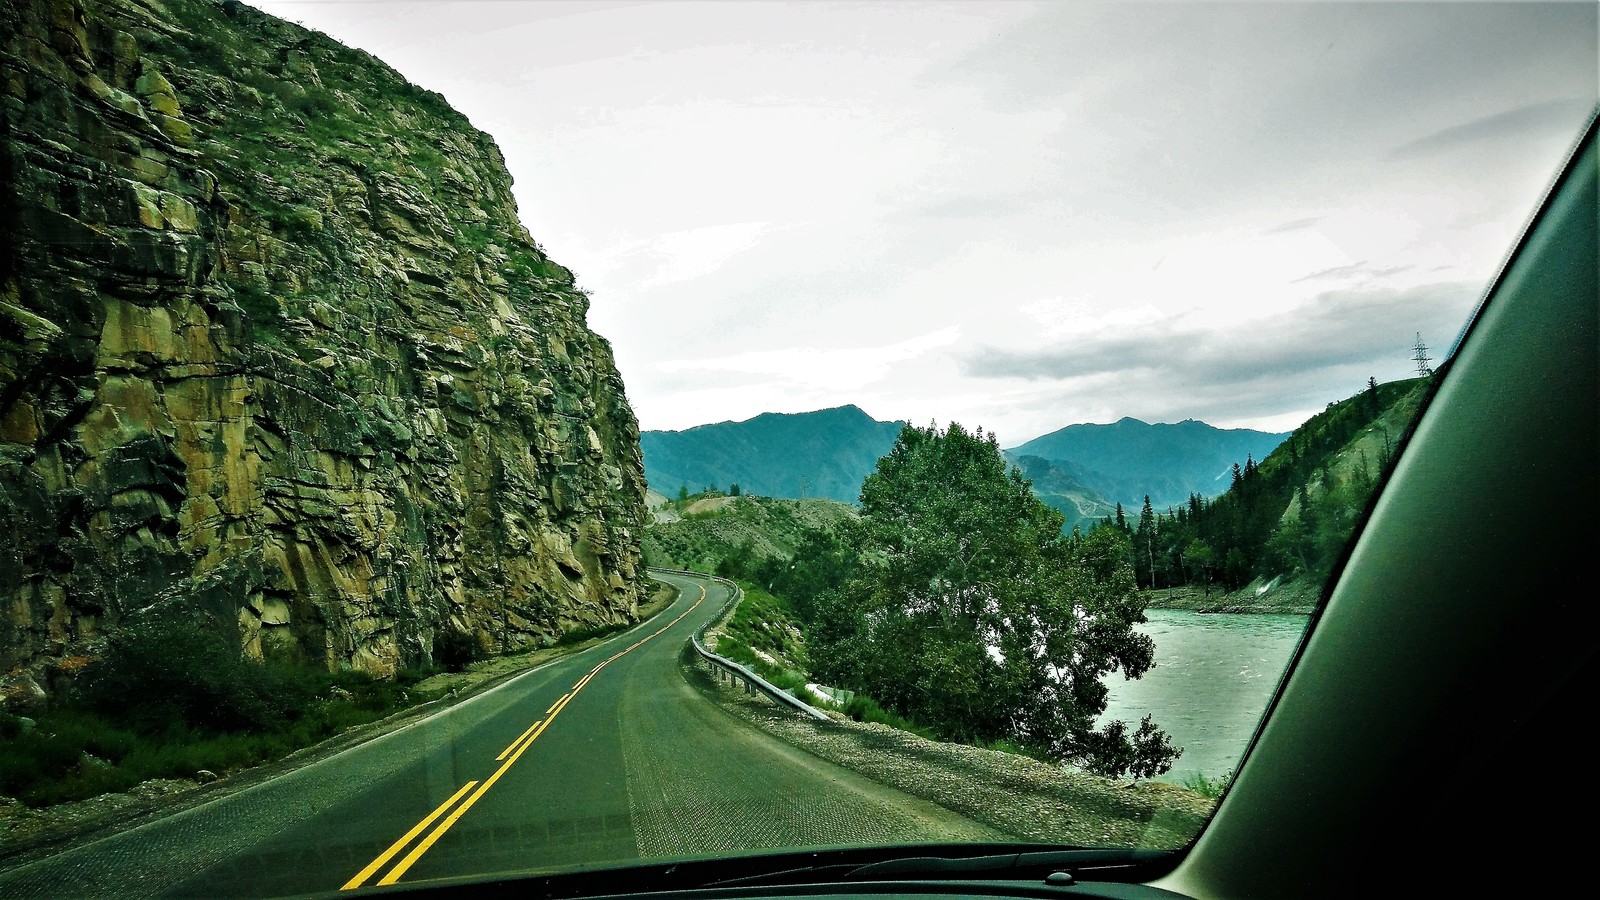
[0,571,995,899]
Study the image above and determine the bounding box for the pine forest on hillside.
[1101,376,1433,594]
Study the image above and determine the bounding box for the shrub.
[842,695,937,739]
[1180,771,1232,798]
[79,614,305,735]
[433,629,480,673]
[2,623,439,807]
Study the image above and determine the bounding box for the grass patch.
[837,694,938,739]
[700,580,822,702]
[1178,771,1232,798]
[976,736,1051,762]
[0,667,435,808]
[717,582,806,668]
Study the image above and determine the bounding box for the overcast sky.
[250,0,1595,444]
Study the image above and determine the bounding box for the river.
[1098,608,1310,784]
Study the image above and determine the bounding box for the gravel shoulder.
[681,651,1215,851]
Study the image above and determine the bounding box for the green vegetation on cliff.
[1,0,647,717]
[1004,453,1117,532]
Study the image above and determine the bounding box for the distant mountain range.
[640,405,905,504]
[641,406,1291,515]
[1004,454,1118,531]
[1007,418,1291,510]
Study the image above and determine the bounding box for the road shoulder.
[0,581,684,872]
[681,650,1214,850]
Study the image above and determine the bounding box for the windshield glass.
[1,1,1594,896]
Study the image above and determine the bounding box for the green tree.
[715,538,757,580]
[768,524,858,624]
[1224,546,1250,587]
[810,422,1177,779]
[1182,538,1217,595]
[1135,495,1157,588]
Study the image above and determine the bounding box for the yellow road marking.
[345,580,709,889]
[340,780,478,891]
[378,705,560,885]
[495,719,544,762]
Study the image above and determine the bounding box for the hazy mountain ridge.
[643,406,1290,523]
[641,405,905,504]
[1008,417,1291,510]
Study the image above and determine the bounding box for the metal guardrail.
[646,566,830,721]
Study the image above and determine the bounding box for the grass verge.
[1,580,682,813]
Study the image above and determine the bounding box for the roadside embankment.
[683,651,1214,850]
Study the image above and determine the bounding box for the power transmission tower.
[1412,333,1434,377]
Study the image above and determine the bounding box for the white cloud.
[659,327,961,393]
[247,0,1596,441]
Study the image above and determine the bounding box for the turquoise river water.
[1098,608,1311,783]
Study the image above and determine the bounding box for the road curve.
[0,572,996,899]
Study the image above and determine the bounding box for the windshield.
[1,1,1595,897]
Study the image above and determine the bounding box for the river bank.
[1145,577,1320,615]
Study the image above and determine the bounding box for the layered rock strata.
[0,0,647,702]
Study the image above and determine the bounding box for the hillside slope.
[644,495,857,573]
[0,0,646,696]
[1005,454,1117,531]
[1131,376,1433,599]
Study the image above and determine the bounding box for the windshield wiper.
[704,848,1174,889]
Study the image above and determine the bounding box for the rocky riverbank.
[1145,578,1320,615]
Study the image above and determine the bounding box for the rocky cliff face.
[0,0,648,703]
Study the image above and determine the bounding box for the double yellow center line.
[342,583,705,890]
